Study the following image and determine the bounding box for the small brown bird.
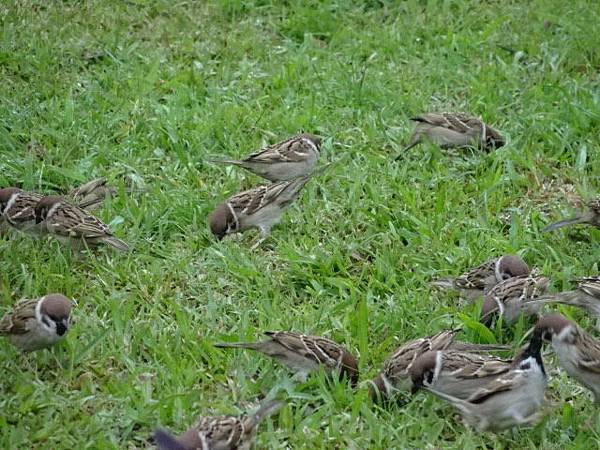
[395,112,505,159]
[480,274,550,326]
[544,197,600,232]
[209,171,318,249]
[409,350,513,399]
[215,332,359,384]
[0,294,73,352]
[369,330,508,401]
[209,133,322,182]
[535,314,600,404]
[34,195,130,252]
[67,177,117,211]
[0,187,44,234]
[154,399,283,450]
[419,333,547,432]
[431,254,530,301]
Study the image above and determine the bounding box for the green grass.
[1,0,599,448]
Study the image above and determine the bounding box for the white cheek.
[40,318,57,334]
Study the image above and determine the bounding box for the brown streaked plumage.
[68,177,117,210]
[410,350,512,399]
[209,170,318,249]
[480,274,550,326]
[395,112,505,159]
[431,254,530,301]
[0,187,44,234]
[35,195,129,252]
[215,332,359,384]
[0,293,73,352]
[209,133,322,182]
[154,399,283,450]
[369,330,508,401]
[420,333,546,432]
[535,314,600,404]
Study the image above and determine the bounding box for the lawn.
[0,0,599,448]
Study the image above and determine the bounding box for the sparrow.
[431,254,530,301]
[67,177,117,211]
[209,133,322,182]
[154,399,283,450]
[532,276,600,330]
[410,350,513,400]
[369,330,509,401]
[0,293,73,352]
[209,170,318,249]
[535,314,600,404]
[480,274,550,326]
[34,195,130,252]
[395,112,505,159]
[0,187,44,234]
[544,197,600,232]
[214,332,359,384]
[420,332,547,432]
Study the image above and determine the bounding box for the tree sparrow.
[0,187,44,234]
[395,112,505,158]
[209,133,321,182]
[208,170,318,249]
[535,314,600,404]
[420,333,547,432]
[480,274,550,326]
[67,177,117,211]
[0,293,73,352]
[532,276,600,330]
[214,332,359,384]
[34,195,130,252]
[369,330,508,401]
[431,254,530,301]
[410,350,513,399]
[154,399,283,450]
[544,197,600,232]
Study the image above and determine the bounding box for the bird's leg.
[292,371,310,383]
[250,227,270,250]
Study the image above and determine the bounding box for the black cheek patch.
[426,371,434,385]
[55,322,67,336]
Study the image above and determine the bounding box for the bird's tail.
[526,291,581,307]
[278,159,341,199]
[543,215,588,232]
[246,399,284,428]
[213,341,262,350]
[207,158,243,166]
[429,278,455,290]
[153,428,187,450]
[103,236,130,252]
[450,341,511,352]
[426,387,473,416]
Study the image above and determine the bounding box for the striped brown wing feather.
[0,299,37,335]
